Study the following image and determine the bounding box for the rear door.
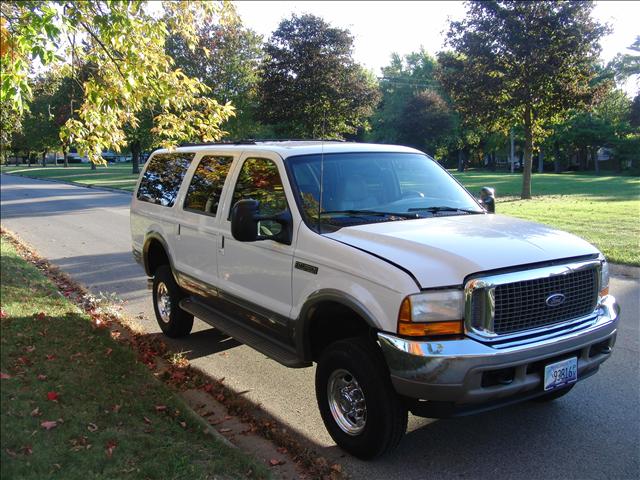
[173,153,235,290]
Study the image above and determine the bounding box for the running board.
[179,297,310,368]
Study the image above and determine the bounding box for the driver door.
[216,154,295,343]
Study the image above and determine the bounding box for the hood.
[325,214,598,288]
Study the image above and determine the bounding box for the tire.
[152,265,194,338]
[532,384,575,403]
[315,336,408,459]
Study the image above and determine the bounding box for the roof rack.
[178,138,346,147]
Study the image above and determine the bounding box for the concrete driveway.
[2,173,638,479]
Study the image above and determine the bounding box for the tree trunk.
[131,140,141,174]
[510,128,515,173]
[15,154,20,167]
[593,147,600,175]
[457,149,465,172]
[91,160,96,171]
[521,107,533,199]
[63,149,69,168]
[41,150,47,168]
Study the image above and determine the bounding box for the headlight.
[397,290,464,337]
[599,255,610,297]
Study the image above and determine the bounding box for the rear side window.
[183,155,233,216]
[137,153,194,207]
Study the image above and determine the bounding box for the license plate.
[543,357,578,391]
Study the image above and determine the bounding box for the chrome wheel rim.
[156,282,171,323]
[327,368,367,435]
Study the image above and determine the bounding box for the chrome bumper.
[378,295,619,406]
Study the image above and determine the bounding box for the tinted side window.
[183,155,233,216]
[229,158,288,218]
[137,153,194,207]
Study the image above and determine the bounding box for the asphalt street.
[1,173,638,480]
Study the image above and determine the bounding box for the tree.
[397,90,456,155]
[1,1,236,164]
[257,14,379,138]
[371,49,440,144]
[166,16,264,139]
[439,1,609,198]
[610,36,640,83]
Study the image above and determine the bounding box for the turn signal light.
[599,286,609,297]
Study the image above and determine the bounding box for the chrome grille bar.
[465,260,601,342]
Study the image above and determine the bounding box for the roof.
[151,141,424,160]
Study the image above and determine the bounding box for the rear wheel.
[152,265,193,338]
[315,336,407,459]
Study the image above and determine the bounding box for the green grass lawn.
[0,236,268,480]
[1,163,140,191]
[2,163,638,265]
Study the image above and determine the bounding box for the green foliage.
[439,1,609,198]
[610,36,640,82]
[397,89,456,156]
[370,49,441,144]
[1,1,236,164]
[166,13,264,139]
[257,14,379,139]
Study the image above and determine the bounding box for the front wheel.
[152,265,194,338]
[315,336,408,459]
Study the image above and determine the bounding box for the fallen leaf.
[5,448,17,458]
[0,372,11,380]
[143,416,152,424]
[45,354,56,361]
[31,407,42,417]
[36,312,46,320]
[25,345,36,353]
[105,439,117,458]
[0,309,7,318]
[21,445,33,456]
[331,464,343,472]
[203,383,213,393]
[269,459,285,466]
[17,356,30,365]
[87,423,98,432]
[37,374,47,381]
[41,420,57,430]
[111,404,121,413]
[105,348,113,356]
[47,391,59,401]
[179,421,186,428]
[155,405,167,412]
[219,428,232,433]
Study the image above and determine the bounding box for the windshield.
[287,152,484,232]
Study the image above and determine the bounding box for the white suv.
[130,141,619,458]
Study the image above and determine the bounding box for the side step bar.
[179,297,311,368]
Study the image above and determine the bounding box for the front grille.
[492,268,598,334]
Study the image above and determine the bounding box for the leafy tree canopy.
[257,14,379,139]
[438,0,609,198]
[1,1,237,163]
[166,14,264,139]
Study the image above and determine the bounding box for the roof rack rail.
[178,138,347,147]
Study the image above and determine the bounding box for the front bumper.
[378,295,619,416]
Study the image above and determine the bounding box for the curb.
[1,172,134,196]
[610,263,640,279]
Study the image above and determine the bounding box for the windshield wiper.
[321,210,419,219]
[408,206,483,214]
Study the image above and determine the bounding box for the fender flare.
[295,289,379,362]
[142,232,173,277]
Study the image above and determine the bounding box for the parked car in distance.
[130,141,619,458]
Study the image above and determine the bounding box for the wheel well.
[307,301,373,361]
[146,239,169,276]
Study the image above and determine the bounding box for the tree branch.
[78,19,127,82]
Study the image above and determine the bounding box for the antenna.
[317,105,326,234]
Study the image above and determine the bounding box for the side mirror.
[230,199,293,244]
[479,186,496,213]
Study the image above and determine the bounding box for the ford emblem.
[546,293,566,307]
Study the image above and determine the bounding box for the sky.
[233,0,640,95]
